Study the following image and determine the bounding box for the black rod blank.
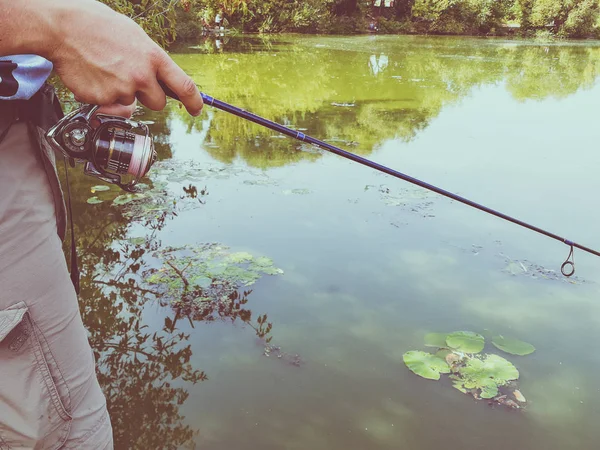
[159,82,600,271]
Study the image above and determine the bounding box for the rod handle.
[159,80,180,101]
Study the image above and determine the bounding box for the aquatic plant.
[492,335,536,356]
[424,332,449,348]
[403,351,451,380]
[404,330,535,409]
[143,244,284,302]
[445,331,485,354]
[451,354,519,399]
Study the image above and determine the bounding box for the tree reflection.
[161,37,600,168]
[52,36,600,448]
[58,159,277,449]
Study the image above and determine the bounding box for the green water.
[66,34,600,449]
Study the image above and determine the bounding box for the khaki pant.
[0,117,113,448]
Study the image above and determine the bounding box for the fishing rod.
[46,83,600,278]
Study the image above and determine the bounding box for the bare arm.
[0,0,203,116]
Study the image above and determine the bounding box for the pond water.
[63,34,600,449]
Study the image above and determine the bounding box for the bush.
[176,18,204,41]
[533,28,557,41]
[561,0,599,38]
[377,18,415,33]
[320,15,366,34]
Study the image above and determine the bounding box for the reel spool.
[46,104,156,192]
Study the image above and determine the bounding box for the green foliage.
[492,335,536,356]
[403,351,451,380]
[144,244,284,301]
[424,332,449,348]
[98,0,182,47]
[411,0,512,34]
[562,0,600,37]
[91,185,111,192]
[96,0,600,40]
[404,331,531,408]
[525,0,600,37]
[87,196,104,204]
[411,0,458,23]
[445,331,485,353]
[377,17,415,33]
[454,354,520,398]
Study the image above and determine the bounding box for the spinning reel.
[46,104,156,192]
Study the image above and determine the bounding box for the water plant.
[403,330,535,409]
[492,335,536,356]
[403,351,451,380]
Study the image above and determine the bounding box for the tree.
[531,0,600,37]
[98,0,182,46]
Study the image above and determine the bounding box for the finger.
[135,79,167,111]
[96,100,137,118]
[156,55,203,116]
[116,92,136,108]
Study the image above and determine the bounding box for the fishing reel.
[46,104,156,192]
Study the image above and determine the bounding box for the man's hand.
[0,0,203,116]
[96,101,137,120]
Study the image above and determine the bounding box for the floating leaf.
[243,179,275,186]
[492,335,535,356]
[479,381,499,399]
[87,196,103,204]
[282,188,311,195]
[168,173,191,182]
[455,354,519,399]
[91,185,110,192]
[113,193,145,206]
[143,244,284,300]
[446,331,485,353]
[225,252,254,264]
[259,266,284,276]
[435,349,452,359]
[424,332,448,348]
[127,237,146,246]
[403,351,450,380]
[253,256,274,267]
[452,381,467,393]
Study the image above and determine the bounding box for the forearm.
[0,0,66,58]
[0,0,203,114]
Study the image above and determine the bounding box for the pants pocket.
[0,302,72,450]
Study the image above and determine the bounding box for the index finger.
[156,54,203,116]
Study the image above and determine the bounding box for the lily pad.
[492,335,535,356]
[225,252,254,264]
[87,196,103,204]
[435,349,452,359]
[127,236,146,246]
[446,331,485,353]
[91,185,110,192]
[113,193,146,206]
[424,332,448,348]
[452,380,468,393]
[282,189,311,195]
[456,354,519,399]
[403,351,450,380]
[143,243,284,300]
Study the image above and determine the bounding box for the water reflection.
[55,35,600,449]
[164,35,600,166]
[369,53,389,76]
[57,161,282,448]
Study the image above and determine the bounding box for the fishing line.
[160,82,600,277]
